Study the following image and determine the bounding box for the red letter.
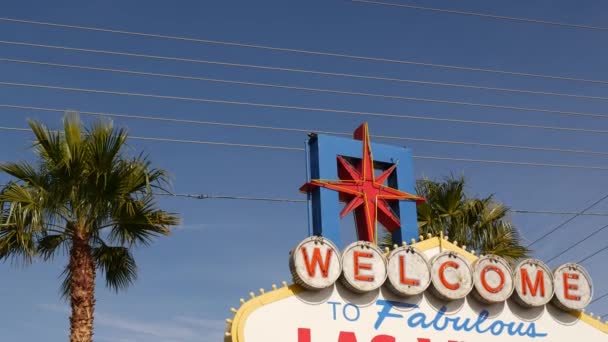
[338,331,358,342]
[481,265,505,293]
[354,251,374,282]
[399,255,420,286]
[298,328,311,342]
[563,273,580,301]
[301,247,333,278]
[439,261,460,290]
[372,335,395,342]
[521,269,545,297]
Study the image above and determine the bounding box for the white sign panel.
[228,238,606,342]
[242,283,606,342]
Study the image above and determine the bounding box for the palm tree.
[383,175,528,262]
[0,113,179,342]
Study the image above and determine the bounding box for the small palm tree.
[382,176,528,262]
[0,113,179,342]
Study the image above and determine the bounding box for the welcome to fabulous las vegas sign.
[224,123,607,342]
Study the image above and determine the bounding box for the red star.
[300,123,424,243]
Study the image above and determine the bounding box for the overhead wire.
[0,126,303,151]
[2,179,608,216]
[5,58,608,122]
[6,80,608,125]
[2,125,608,171]
[546,223,608,263]
[351,0,608,32]
[578,245,608,264]
[526,193,608,248]
[3,102,608,137]
[1,52,608,102]
[160,193,306,203]
[511,210,608,217]
[3,103,608,157]
[591,293,608,305]
[1,18,608,84]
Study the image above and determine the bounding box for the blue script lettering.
[374,300,416,329]
[374,300,548,339]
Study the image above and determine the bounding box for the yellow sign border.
[226,237,607,341]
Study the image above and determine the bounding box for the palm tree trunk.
[69,231,96,342]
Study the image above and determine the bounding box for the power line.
[2,54,608,103]
[352,0,608,32]
[160,193,306,203]
[591,292,608,305]
[131,136,303,151]
[2,125,608,171]
[3,103,608,137]
[2,183,606,215]
[9,60,608,122]
[164,193,608,217]
[3,104,608,157]
[0,183,607,216]
[1,19,608,85]
[512,210,608,217]
[526,193,608,248]
[578,245,608,264]
[413,156,608,171]
[0,126,303,151]
[6,79,608,124]
[546,223,608,263]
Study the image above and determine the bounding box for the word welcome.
[289,237,593,311]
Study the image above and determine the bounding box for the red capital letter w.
[301,247,333,278]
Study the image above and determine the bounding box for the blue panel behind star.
[305,133,418,249]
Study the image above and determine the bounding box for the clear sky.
[1,0,608,340]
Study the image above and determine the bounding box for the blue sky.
[1,0,608,340]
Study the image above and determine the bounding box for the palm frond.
[59,264,72,299]
[0,185,46,233]
[63,111,83,157]
[0,162,47,188]
[28,119,66,169]
[93,243,137,292]
[107,195,177,246]
[478,222,530,263]
[85,119,127,177]
[410,175,528,261]
[0,200,37,264]
[37,234,68,260]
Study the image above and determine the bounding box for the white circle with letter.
[289,236,342,290]
[340,241,387,293]
[513,258,554,307]
[552,263,593,311]
[430,252,474,300]
[473,255,514,303]
[386,246,431,296]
